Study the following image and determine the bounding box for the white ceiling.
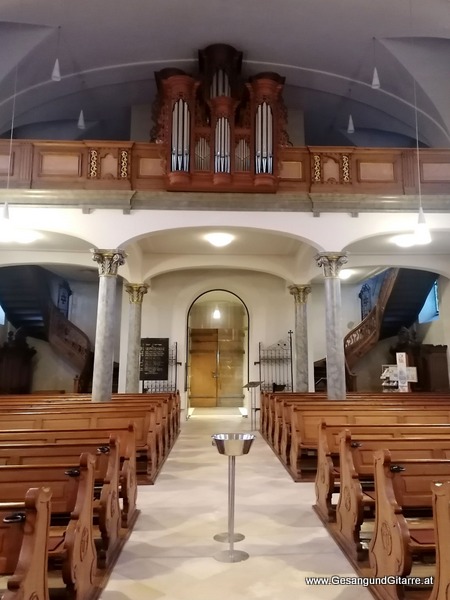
[139,228,300,256]
[1,0,450,147]
[1,1,450,285]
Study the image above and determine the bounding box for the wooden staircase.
[316,268,439,391]
[0,265,92,387]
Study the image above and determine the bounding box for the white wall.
[117,268,364,402]
[31,338,79,392]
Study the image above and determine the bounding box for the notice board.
[140,338,169,380]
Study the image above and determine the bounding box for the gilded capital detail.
[288,284,311,304]
[125,283,149,304]
[91,248,126,276]
[315,252,348,278]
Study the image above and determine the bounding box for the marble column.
[91,249,126,402]
[125,283,149,393]
[288,284,311,392]
[315,252,348,400]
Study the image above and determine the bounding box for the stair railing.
[344,268,399,387]
[47,303,92,373]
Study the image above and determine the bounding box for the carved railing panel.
[344,268,399,372]
[47,303,91,373]
[2,140,450,197]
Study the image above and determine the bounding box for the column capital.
[91,248,126,277]
[288,284,311,304]
[315,252,348,278]
[125,283,149,304]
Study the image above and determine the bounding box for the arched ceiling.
[1,0,450,147]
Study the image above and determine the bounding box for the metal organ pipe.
[171,98,190,172]
[214,117,231,173]
[255,102,273,174]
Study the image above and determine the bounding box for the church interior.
[1,0,450,598]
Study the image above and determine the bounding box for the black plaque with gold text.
[140,338,169,380]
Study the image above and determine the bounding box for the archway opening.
[187,290,249,411]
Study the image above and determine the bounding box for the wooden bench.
[368,450,450,600]
[287,403,450,481]
[0,487,51,600]
[0,392,181,455]
[335,430,450,563]
[315,421,450,524]
[0,438,122,570]
[262,391,450,463]
[0,405,162,482]
[0,454,97,600]
[430,480,450,600]
[0,425,137,528]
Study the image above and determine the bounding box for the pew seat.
[0,454,97,600]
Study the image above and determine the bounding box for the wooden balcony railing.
[1,140,450,198]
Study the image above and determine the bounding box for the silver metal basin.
[212,433,256,456]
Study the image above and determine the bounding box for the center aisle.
[100,413,372,600]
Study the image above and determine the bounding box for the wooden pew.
[0,392,181,455]
[430,480,450,600]
[0,392,180,469]
[368,450,450,600]
[0,454,97,600]
[0,405,161,482]
[315,421,450,524]
[0,439,121,569]
[0,425,137,528]
[335,430,450,563]
[0,487,51,600]
[288,403,450,481]
[263,391,450,464]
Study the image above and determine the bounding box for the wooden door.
[216,329,245,407]
[189,329,218,407]
[189,327,245,408]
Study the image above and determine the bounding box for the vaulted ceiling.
[1,0,450,148]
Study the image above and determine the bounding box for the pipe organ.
[154,44,287,192]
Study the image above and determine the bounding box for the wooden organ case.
[153,44,287,192]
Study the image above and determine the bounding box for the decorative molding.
[125,283,149,304]
[91,248,126,276]
[315,252,348,278]
[288,284,311,304]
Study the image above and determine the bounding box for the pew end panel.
[60,453,97,600]
[430,481,450,600]
[335,430,368,563]
[0,487,51,600]
[314,420,340,523]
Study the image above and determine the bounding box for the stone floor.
[100,411,373,600]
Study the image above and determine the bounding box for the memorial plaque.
[140,338,169,380]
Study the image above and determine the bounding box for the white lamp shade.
[347,114,355,134]
[51,58,61,82]
[371,67,380,89]
[77,109,86,130]
[415,207,432,245]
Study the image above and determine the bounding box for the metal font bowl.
[212,433,256,456]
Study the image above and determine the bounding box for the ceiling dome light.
[339,269,354,280]
[204,232,234,247]
[392,234,416,248]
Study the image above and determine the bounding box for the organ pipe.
[171,98,190,172]
[214,117,231,173]
[255,102,273,174]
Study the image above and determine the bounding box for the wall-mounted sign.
[140,338,169,380]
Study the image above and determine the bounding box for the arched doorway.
[187,290,249,409]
